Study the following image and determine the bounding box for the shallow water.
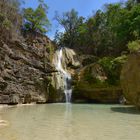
[0,104,140,140]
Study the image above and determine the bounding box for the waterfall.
[54,48,72,103]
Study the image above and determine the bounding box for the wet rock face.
[121,53,140,108]
[0,37,56,104]
[53,47,80,70]
[62,47,80,69]
[50,47,81,102]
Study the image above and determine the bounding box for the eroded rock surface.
[0,36,56,104]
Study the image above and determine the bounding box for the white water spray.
[54,48,72,103]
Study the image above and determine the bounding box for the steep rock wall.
[0,36,56,104]
[121,52,140,108]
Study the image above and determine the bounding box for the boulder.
[121,52,140,108]
[73,85,122,103]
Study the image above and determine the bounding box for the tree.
[23,0,50,34]
[126,0,137,9]
[55,9,84,48]
[0,0,22,41]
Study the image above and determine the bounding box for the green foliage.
[128,40,140,52]
[0,13,12,29]
[83,67,99,83]
[0,0,22,41]
[54,0,140,56]
[98,56,127,85]
[126,0,137,9]
[2,18,12,29]
[98,57,114,72]
[113,55,127,64]
[54,9,84,47]
[23,0,50,34]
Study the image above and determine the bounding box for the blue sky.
[23,0,126,40]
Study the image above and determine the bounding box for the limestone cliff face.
[0,36,56,104]
[121,52,140,108]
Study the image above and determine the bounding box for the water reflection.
[65,103,72,119]
[1,104,140,140]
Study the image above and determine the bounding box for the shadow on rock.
[111,106,140,115]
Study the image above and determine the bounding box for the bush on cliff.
[128,40,140,53]
[98,55,127,85]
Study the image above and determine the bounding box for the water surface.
[0,104,140,140]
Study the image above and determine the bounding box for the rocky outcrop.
[72,63,122,103]
[121,52,140,108]
[0,35,56,104]
[53,47,80,70]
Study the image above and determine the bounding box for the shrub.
[98,56,127,85]
[128,40,140,53]
[0,0,22,41]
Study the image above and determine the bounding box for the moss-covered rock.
[72,63,123,103]
[73,83,122,103]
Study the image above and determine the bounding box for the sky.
[23,0,126,40]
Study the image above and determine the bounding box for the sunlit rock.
[121,52,140,108]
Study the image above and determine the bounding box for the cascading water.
[54,48,72,103]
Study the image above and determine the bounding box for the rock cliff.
[0,34,123,104]
[0,35,56,104]
[121,52,140,108]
